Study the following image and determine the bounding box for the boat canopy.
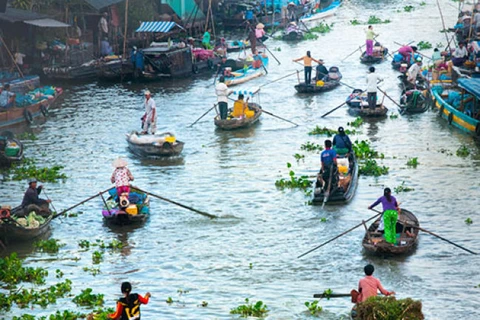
[458,78,480,97]
[135,21,184,33]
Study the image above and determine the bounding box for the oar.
[258,70,300,89]
[134,187,217,219]
[341,36,378,62]
[297,212,382,258]
[52,188,112,219]
[376,88,403,108]
[213,65,220,85]
[256,37,281,65]
[313,293,351,299]
[390,40,415,55]
[189,104,217,127]
[322,164,334,208]
[369,209,478,255]
[321,90,365,118]
[41,188,58,215]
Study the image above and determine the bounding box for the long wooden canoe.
[126,132,184,157]
[0,206,52,243]
[102,187,150,226]
[214,103,262,130]
[362,209,419,255]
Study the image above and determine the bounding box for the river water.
[2,0,480,319]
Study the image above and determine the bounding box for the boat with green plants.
[0,207,52,243]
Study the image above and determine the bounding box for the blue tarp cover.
[458,78,480,97]
[135,21,184,33]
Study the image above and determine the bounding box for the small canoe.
[295,66,342,94]
[362,209,419,255]
[399,89,429,114]
[391,60,411,73]
[312,154,358,204]
[282,26,304,41]
[360,47,388,64]
[126,132,184,157]
[346,89,388,117]
[214,103,262,130]
[224,56,269,87]
[222,59,252,71]
[299,0,341,23]
[102,187,150,226]
[226,40,250,52]
[0,206,52,243]
[0,132,23,166]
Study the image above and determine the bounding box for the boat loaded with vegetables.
[0,206,52,243]
[102,187,150,226]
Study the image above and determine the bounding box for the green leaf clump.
[72,288,104,308]
[417,41,432,50]
[456,145,470,157]
[367,15,391,24]
[34,239,65,253]
[356,296,424,319]
[406,157,419,168]
[359,159,389,177]
[300,141,324,152]
[305,300,323,316]
[394,181,415,193]
[230,298,269,317]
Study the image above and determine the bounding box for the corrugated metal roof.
[135,21,184,33]
[0,7,47,23]
[24,18,70,28]
[458,78,480,97]
[83,0,124,10]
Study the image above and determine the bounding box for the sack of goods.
[337,158,349,175]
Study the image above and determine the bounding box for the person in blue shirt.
[333,126,352,155]
[0,84,15,108]
[318,139,338,191]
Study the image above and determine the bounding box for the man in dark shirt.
[21,179,51,216]
[333,126,353,155]
[317,140,338,191]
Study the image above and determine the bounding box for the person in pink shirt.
[357,264,395,303]
[398,45,417,63]
[255,23,267,42]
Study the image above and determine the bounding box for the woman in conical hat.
[111,158,134,197]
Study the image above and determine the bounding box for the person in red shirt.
[357,264,394,303]
[108,282,150,320]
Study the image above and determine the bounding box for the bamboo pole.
[0,36,23,78]
[436,0,452,53]
[123,0,129,58]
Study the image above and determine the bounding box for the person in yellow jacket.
[232,94,254,118]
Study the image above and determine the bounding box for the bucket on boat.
[126,204,138,215]
[165,136,176,143]
[316,80,325,87]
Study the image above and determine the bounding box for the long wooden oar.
[321,90,365,118]
[341,36,378,62]
[258,70,301,89]
[297,212,382,259]
[41,188,58,215]
[261,108,299,126]
[256,36,281,65]
[369,209,477,255]
[189,104,217,127]
[376,88,403,108]
[52,188,112,219]
[134,187,217,219]
[313,293,351,299]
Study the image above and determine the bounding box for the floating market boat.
[362,209,419,255]
[140,44,193,80]
[126,132,184,157]
[222,58,252,71]
[43,60,98,80]
[299,0,341,23]
[0,207,52,243]
[191,48,223,74]
[399,89,429,114]
[96,57,134,81]
[0,131,23,166]
[346,89,388,117]
[294,66,342,94]
[226,39,250,52]
[0,86,63,128]
[214,103,262,130]
[1,74,41,94]
[430,78,480,136]
[312,154,358,204]
[282,23,304,41]
[360,46,388,64]
[224,56,268,86]
[102,187,150,226]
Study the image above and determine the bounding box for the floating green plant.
[359,159,389,177]
[310,22,333,34]
[417,41,432,50]
[353,140,384,159]
[72,288,104,308]
[34,239,65,253]
[403,5,414,12]
[367,16,391,24]
[465,218,473,225]
[8,158,67,182]
[406,157,419,168]
[301,141,324,152]
[350,19,360,25]
[308,126,336,136]
[230,298,269,317]
[394,181,415,193]
[305,300,323,316]
[456,145,470,157]
[348,117,364,128]
[356,296,424,319]
[275,163,312,192]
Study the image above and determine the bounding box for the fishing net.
[356,296,424,320]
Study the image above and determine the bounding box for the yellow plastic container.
[125,205,138,215]
[165,136,176,143]
[338,165,348,174]
[316,80,325,87]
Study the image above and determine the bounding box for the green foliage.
[8,158,67,182]
[350,19,360,25]
[353,140,384,159]
[394,181,415,193]
[300,141,323,152]
[310,22,333,34]
[0,253,48,287]
[92,251,103,264]
[389,113,399,119]
[200,301,208,307]
[403,5,414,12]
[320,217,328,222]
[348,117,364,128]
[308,126,336,136]
[166,296,174,304]
[456,145,470,157]
[12,0,32,10]
[417,41,432,50]
[274,47,281,52]
[305,300,323,316]
[34,239,65,253]
[465,217,473,225]
[436,42,444,48]
[406,157,419,168]
[438,148,453,156]
[356,296,424,319]
[72,288,104,308]
[323,289,333,299]
[83,267,101,276]
[230,298,269,317]
[79,239,124,251]
[359,159,389,176]
[17,132,38,140]
[294,153,305,162]
[420,1,426,5]
[303,33,319,40]
[88,308,115,320]
[275,163,312,192]
[367,16,391,24]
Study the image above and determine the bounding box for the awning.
[24,18,70,28]
[135,21,184,33]
[458,78,480,97]
[83,0,124,10]
[0,7,47,23]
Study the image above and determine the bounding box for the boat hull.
[126,133,184,157]
[214,103,262,130]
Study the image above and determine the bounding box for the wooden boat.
[391,60,411,73]
[224,56,268,86]
[294,66,342,94]
[192,53,223,74]
[97,57,134,81]
[430,78,480,136]
[0,87,63,129]
[5,75,41,94]
[360,47,388,64]
[0,206,52,243]
[0,132,23,166]
[346,89,388,117]
[282,23,304,41]
[140,44,193,80]
[222,58,252,71]
[312,154,358,204]
[299,0,341,23]
[226,39,250,52]
[126,132,184,157]
[102,187,150,226]
[43,60,98,80]
[214,103,262,130]
[362,209,419,255]
[399,89,429,114]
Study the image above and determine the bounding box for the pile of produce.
[356,296,424,320]
[15,212,46,228]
